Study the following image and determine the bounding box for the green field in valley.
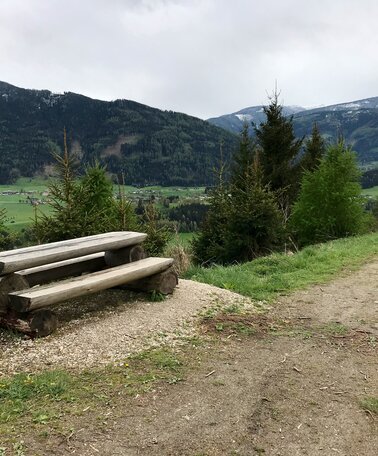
[362,185,378,197]
[0,178,207,232]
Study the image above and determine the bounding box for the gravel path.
[0,280,250,376]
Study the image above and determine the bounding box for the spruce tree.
[224,153,285,262]
[300,123,325,173]
[254,92,302,207]
[290,141,372,245]
[192,128,285,265]
[32,133,137,242]
[191,183,231,265]
[230,123,254,191]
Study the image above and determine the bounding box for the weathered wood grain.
[105,245,146,267]
[0,231,146,275]
[9,257,173,312]
[124,267,178,294]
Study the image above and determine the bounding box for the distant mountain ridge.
[0,81,238,185]
[207,105,305,132]
[207,97,378,165]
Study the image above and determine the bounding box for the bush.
[0,208,21,251]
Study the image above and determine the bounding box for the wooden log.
[8,257,174,312]
[0,274,29,316]
[0,309,58,338]
[123,267,178,295]
[0,253,106,314]
[28,309,58,337]
[15,252,106,287]
[0,311,32,335]
[104,245,146,267]
[0,231,147,275]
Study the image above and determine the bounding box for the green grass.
[0,348,184,441]
[168,232,195,248]
[362,185,378,197]
[0,178,206,231]
[360,396,378,415]
[187,232,378,301]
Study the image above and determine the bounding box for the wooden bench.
[0,232,177,337]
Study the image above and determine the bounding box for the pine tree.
[230,123,255,191]
[192,128,285,265]
[191,185,231,264]
[32,133,137,242]
[224,153,285,262]
[300,123,325,173]
[290,141,372,245]
[254,92,302,207]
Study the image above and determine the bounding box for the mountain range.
[208,98,378,165]
[0,81,237,185]
[0,80,377,186]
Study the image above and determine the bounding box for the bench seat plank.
[14,253,106,287]
[8,257,173,312]
[0,232,146,275]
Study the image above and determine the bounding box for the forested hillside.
[293,108,378,164]
[208,97,378,166]
[0,81,238,185]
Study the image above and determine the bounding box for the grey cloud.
[0,0,377,118]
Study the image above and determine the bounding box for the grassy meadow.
[362,185,378,197]
[187,232,378,302]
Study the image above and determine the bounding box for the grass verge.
[187,232,378,301]
[0,348,186,445]
[360,396,378,415]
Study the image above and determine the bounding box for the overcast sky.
[1,0,378,119]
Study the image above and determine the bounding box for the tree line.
[192,93,376,265]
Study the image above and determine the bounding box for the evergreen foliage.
[140,202,173,256]
[300,123,326,173]
[167,202,208,232]
[32,132,137,243]
[254,92,303,205]
[0,81,237,186]
[361,168,378,188]
[221,155,285,262]
[192,128,285,265]
[230,124,255,191]
[0,208,21,250]
[191,185,231,264]
[290,141,372,246]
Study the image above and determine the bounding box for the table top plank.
[0,232,147,275]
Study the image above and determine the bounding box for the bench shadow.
[51,289,146,325]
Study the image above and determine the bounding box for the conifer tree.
[254,92,302,207]
[230,123,254,191]
[193,128,285,264]
[290,141,372,245]
[32,132,137,242]
[300,123,325,173]
[191,165,231,265]
[224,152,285,262]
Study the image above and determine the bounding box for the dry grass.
[165,241,192,276]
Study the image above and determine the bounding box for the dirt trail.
[4,261,378,455]
[70,261,377,456]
